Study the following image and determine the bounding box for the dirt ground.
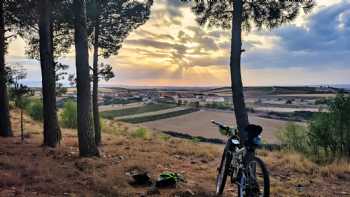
[142,109,295,144]
[0,110,349,197]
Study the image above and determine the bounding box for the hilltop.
[0,110,349,197]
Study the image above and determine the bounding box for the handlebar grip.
[211,120,227,129]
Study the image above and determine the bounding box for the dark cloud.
[244,2,350,69]
[275,2,350,52]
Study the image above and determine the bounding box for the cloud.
[243,1,350,70]
[5,0,350,87]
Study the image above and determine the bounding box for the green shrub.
[191,137,201,143]
[26,100,43,121]
[308,94,350,159]
[279,94,350,162]
[277,122,308,153]
[158,133,171,141]
[60,100,77,129]
[131,127,151,140]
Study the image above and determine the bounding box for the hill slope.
[0,110,349,196]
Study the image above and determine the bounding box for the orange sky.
[6,0,350,87]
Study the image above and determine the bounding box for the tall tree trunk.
[20,107,24,143]
[38,0,61,147]
[230,0,249,141]
[92,18,101,146]
[73,0,99,157]
[0,1,12,137]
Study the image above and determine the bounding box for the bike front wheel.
[238,156,270,197]
[216,150,232,195]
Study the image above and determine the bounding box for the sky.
[6,0,350,87]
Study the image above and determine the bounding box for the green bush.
[308,94,350,159]
[277,122,308,153]
[279,94,350,162]
[26,100,43,121]
[60,100,77,129]
[131,127,151,140]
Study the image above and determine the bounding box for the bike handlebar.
[211,120,238,136]
[211,120,230,129]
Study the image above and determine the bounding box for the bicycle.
[212,120,270,197]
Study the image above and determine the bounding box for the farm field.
[119,108,199,123]
[99,102,145,112]
[100,103,177,119]
[142,109,299,144]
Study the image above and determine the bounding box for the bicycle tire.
[216,149,232,195]
[238,156,270,197]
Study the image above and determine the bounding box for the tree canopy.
[87,0,153,58]
[182,0,314,31]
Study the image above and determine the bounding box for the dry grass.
[0,110,349,196]
[320,159,350,178]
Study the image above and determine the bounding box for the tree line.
[0,0,314,157]
[0,0,153,157]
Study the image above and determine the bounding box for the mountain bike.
[212,120,270,197]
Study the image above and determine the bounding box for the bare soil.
[142,109,294,144]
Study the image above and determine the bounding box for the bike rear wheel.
[238,156,269,197]
[216,150,232,195]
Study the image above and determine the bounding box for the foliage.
[26,99,43,121]
[181,0,314,31]
[7,66,33,109]
[308,94,350,159]
[131,127,151,140]
[60,100,77,129]
[98,63,115,81]
[55,62,69,96]
[277,122,308,153]
[86,0,153,58]
[279,94,350,162]
[7,0,74,59]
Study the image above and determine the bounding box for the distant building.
[205,96,225,103]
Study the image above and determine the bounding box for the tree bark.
[38,0,61,147]
[21,107,24,143]
[0,1,12,137]
[230,0,249,141]
[92,16,101,146]
[73,0,99,157]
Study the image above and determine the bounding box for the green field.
[119,108,200,123]
[101,103,177,119]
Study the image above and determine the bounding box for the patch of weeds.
[158,133,171,141]
[191,137,201,143]
[131,128,151,140]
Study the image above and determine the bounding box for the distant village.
[46,85,349,110]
